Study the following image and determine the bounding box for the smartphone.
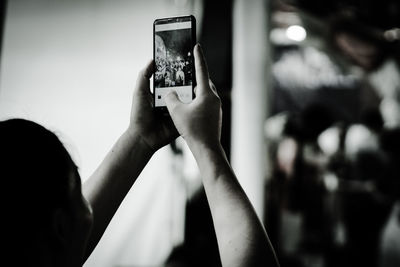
[153,15,196,114]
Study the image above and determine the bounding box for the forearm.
[82,129,153,259]
[189,141,279,267]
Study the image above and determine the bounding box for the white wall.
[0,0,201,266]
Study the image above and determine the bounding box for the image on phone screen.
[154,16,196,109]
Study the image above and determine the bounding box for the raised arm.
[82,61,178,260]
[165,44,280,267]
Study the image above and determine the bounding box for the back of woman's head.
[0,119,76,247]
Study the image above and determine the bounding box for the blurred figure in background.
[267,1,400,266]
[265,103,335,267]
[265,102,400,267]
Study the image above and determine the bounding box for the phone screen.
[153,15,196,110]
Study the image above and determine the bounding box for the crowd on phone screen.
[155,55,192,88]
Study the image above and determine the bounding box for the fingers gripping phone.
[153,15,196,114]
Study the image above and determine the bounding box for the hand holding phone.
[153,15,196,114]
[164,44,222,149]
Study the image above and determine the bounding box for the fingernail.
[196,43,201,51]
[166,90,176,96]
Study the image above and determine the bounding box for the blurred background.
[0,0,399,266]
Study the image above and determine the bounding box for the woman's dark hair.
[0,119,77,236]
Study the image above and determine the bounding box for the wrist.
[188,140,233,183]
[186,137,222,157]
[123,128,155,157]
[187,138,227,165]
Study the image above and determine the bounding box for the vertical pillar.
[231,0,270,219]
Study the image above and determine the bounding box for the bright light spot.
[345,124,378,158]
[264,113,288,140]
[324,173,339,192]
[277,137,298,177]
[384,28,400,42]
[318,127,340,156]
[286,25,307,42]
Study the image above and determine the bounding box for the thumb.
[165,90,182,114]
